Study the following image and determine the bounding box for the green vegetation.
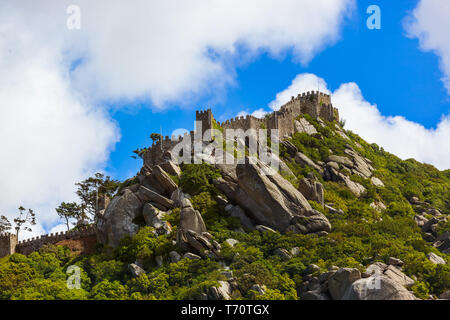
[0,116,448,300]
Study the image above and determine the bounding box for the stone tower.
[0,232,18,258]
[195,109,214,135]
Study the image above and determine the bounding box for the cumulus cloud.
[3,0,354,107]
[237,108,268,119]
[269,73,330,110]
[0,1,355,237]
[405,0,450,93]
[270,74,450,170]
[0,5,119,238]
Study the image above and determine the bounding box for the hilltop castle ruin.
[144,91,338,166]
[0,91,338,258]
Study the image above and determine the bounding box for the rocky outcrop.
[169,251,181,263]
[287,210,331,235]
[273,248,292,261]
[224,205,255,230]
[322,147,374,196]
[371,176,385,187]
[440,290,450,300]
[183,252,201,260]
[175,198,221,259]
[129,263,145,278]
[327,155,353,168]
[294,118,317,135]
[341,175,366,197]
[344,148,374,179]
[427,252,446,265]
[342,275,417,300]
[250,284,266,296]
[323,162,366,197]
[298,177,324,207]
[300,262,419,301]
[299,266,333,300]
[370,200,387,212]
[434,232,450,254]
[409,197,449,254]
[225,238,239,247]
[213,157,330,234]
[208,281,232,300]
[137,186,174,210]
[295,152,322,172]
[97,188,143,247]
[142,203,172,236]
[280,140,298,158]
[255,225,277,233]
[151,165,178,195]
[328,268,361,300]
[160,160,181,177]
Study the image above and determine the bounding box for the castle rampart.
[0,226,97,258]
[142,90,338,167]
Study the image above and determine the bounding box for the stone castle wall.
[0,233,18,257]
[0,226,97,258]
[142,91,338,166]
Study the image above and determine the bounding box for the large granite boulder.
[96,188,143,247]
[427,252,446,265]
[298,178,324,207]
[142,203,172,236]
[128,263,145,278]
[295,152,322,172]
[176,199,212,256]
[344,148,373,178]
[294,118,317,135]
[342,275,417,300]
[213,157,330,234]
[328,268,361,300]
[137,185,174,210]
[151,165,178,196]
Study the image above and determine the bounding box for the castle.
[0,226,97,258]
[0,90,338,258]
[144,91,338,166]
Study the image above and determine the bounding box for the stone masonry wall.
[0,226,97,258]
[0,233,18,257]
[143,91,338,166]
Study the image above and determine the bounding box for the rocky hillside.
[0,113,448,300]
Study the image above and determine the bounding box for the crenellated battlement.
[143,90,338,166]
[0,226,97,258]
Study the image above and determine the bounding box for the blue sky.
[105,0,449,182]
[1,0,449,236]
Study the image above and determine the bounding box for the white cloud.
[2,0,354,107]
[269,73,330,110]
[237,108,268,119]
[0,5,119,237]
[405,0,450,93]
[270,74,450,170]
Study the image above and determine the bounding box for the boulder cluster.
[298,258,419,300]
[410,197,449,255]
[96,145,333,253]
[94,117,447,300]
[282,137,383,198]
[213,157,331,235]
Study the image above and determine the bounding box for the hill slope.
[0,113,449,300]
